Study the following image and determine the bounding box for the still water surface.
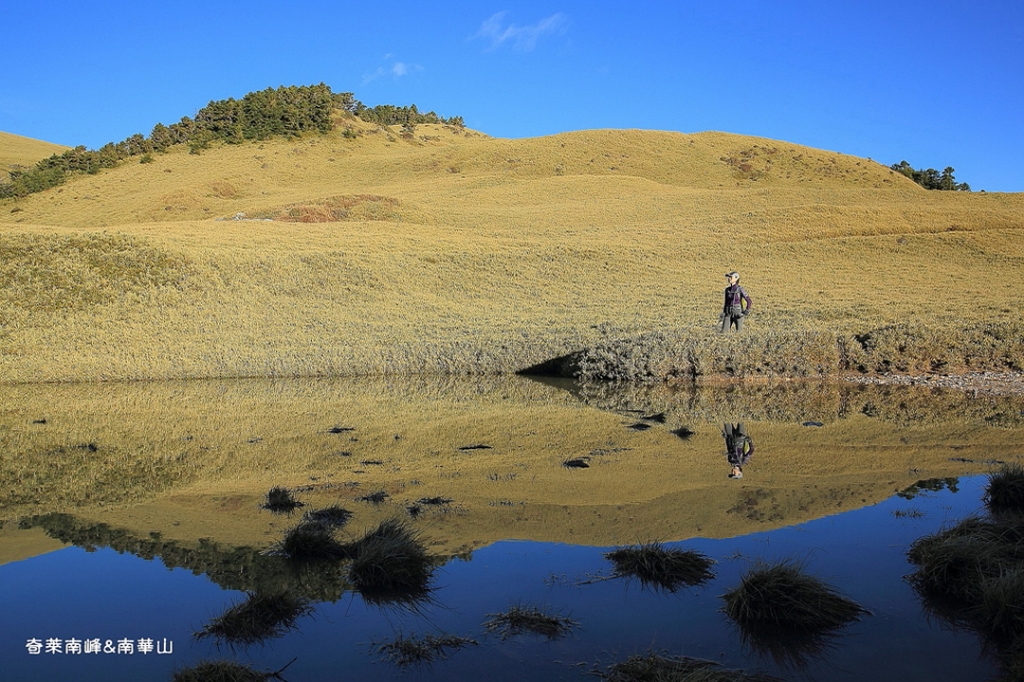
[1,376,1020,681]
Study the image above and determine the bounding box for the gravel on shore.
[844,371,1024,396]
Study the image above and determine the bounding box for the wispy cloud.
[474,11,568,51]
[362,56,423,84]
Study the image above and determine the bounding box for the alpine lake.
[1,374,1022,682]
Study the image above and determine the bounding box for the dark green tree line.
[891,160,971,191]
[354,101,463,128]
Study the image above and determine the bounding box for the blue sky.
[3,0,1022,191]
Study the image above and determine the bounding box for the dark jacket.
[723,284,752,314]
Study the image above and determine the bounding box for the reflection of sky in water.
[0,476,996,682]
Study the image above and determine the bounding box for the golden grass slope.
[0,131,69,181]
[1,119,1022,382]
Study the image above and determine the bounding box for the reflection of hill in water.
[550,377,1024,428]
[3,376,1021,560]
[19,513,366,602]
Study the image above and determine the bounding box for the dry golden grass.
[0,131,69,181]
[0,122,1022,382]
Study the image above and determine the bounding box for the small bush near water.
[195,592,312,646]
[605,543,715,592]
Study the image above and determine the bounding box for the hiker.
[720,271,752,332]
[723,422,754,479]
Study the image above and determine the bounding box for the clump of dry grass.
[908,516,1024,632]
[195,591,312,646]
[483,604,578,640]
[721,560,869,669]
[605,542,715,592]
[907,514,1024,677]
[721,560,869,633]
[984,463,1024,514]
[595,651,784,682]
[372,632,477,667]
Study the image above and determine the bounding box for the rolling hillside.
[1,116,1022,383]
[0,131,69,181]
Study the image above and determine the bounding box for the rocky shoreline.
[844,371,1024,396]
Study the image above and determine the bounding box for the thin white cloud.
[392,62,411,77]
[474,11,568,51]
[362,57,423,84]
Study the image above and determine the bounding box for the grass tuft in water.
[195,592,313,646]
[605,542,715,592]
[984,463,1024,514]
[908,513,1024,677]
[908,515,1024,634]
[262,486,303,513]
[721,560,869,633]
[595,651,784,681]
[483,604,578,640]
[345,519,434,604]
[372,632,478,667]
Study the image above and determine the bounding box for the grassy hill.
[1,116,1022,383]
[0,131,69,182]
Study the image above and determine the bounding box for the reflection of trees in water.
[20,513,449,606]
[898,477,960,499]
[562,379,1024,429]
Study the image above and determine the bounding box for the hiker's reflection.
[723,422,754,479]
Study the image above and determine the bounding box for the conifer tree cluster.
[890,160,971,191]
